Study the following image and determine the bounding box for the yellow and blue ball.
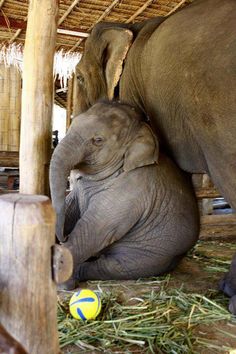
[69,289,101,320]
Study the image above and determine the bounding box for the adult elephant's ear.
[123,124,159,172]
[101,28,133,100]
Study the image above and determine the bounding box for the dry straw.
[58,242,236,353]
[0,44,81,89]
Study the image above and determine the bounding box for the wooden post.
[20,0,59,195]
[0,194,59,354]
[66,76,74,130]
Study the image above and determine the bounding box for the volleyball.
[69,289,101,320]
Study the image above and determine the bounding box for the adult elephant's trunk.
[49,132,84,242]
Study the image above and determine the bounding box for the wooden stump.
[0,194,60,354]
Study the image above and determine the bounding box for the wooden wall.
[0,64,21,152]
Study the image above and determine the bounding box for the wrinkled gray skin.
[73,0,236,312]
[50,102,199,287]
[219,254,236,314]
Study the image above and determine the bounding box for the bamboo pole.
[0,65,10,151]
[20,0,59,195]
[0,194,59,354]
[58,0,80,25]
[125,0,154,23]
[9,66,21,151]
[166,0,187,16]
[66,76,73,130]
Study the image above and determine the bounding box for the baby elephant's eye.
[92,137,104,146]
[77,74,84,85]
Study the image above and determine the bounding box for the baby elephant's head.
[50,101,159,241]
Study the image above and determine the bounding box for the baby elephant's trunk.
[49,132,84,242]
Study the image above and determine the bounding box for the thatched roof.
[0,0,193,52]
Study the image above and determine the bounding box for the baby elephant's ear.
[123,123,159,172]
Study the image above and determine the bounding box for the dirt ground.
[58,241,236,354]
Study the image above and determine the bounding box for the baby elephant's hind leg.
[75,251,183,281]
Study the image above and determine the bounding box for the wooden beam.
[20,0,58,195]
[58,0,80,25]
[166,0,188,16]
[55,93,67,108]
[0,0,5,9]
[0,15,26,29]
[125,0,154,23]
[0,15,89,39]
[9,29,22,43]
[57,28,89,37]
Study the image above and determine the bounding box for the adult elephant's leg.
[219,253,236,301]
[229,296,236,315]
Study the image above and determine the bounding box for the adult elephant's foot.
[219,254,236,296]
[229,295,236,315]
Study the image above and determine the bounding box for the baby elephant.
[50,101,199,286]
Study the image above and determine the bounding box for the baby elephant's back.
[151,153,200,253]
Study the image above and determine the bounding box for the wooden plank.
[0,194,59,353]
[200,226,236,240]
[195,186,221,199]
[20,0,58,195]
[201,214,236,225]
[0,151,19,167]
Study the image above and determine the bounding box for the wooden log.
[0,194,59,354]
[20,0,59,195]
[0,324,28,354]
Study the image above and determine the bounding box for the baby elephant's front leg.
[62,192,142,287]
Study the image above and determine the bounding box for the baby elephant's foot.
[229,295,236,315]
[57,276,79,291]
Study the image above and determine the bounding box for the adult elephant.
[73,0,236,308]
[74,0,236,207]
[50,102,199,286]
